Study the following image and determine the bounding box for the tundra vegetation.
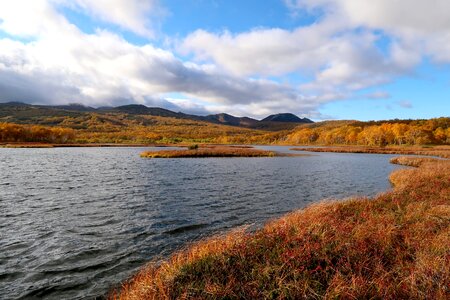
[111,155,449,299]
[1,116,449,146]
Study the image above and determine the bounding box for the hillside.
[262,113,314,123]
[0,102,280,144]
[203,113,258,127]
[0,102,311,131]
[0,102,449,146]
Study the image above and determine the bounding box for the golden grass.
[389,156,440,167]
[291,145,450,158]
[111,156,449,299]
[1,143,55,148]
[140,146,276,158]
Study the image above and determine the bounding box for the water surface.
[0,146,400,299]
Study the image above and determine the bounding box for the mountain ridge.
[0,102,313,130]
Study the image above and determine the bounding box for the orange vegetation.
[140,146,276,158]
[1,117,449,146]
[0,123,75,143]
[111,156,449,299]
[291,145,450,158]
[286,118,450,146]
[389,156,442,167]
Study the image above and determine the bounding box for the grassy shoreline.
[0,142,177,148]
[110,155,449,299]
[290,145,450,158]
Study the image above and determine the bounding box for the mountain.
[110,104,184,118]
[45,104,97,112]
[204,113,258,127]
[262,113,313,123]
[0,102,313,130]
[0,102,85,121]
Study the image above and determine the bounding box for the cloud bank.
[0,0,449,118]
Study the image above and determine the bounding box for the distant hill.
[0,102,85,122]
[204,113,259,127]
[45,104,97,112]
[110,104,184,118]
[0,102,313,130]
[262,113,313,123]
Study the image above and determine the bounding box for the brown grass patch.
[290,145,450,158]
[140,146,276,158]
[112,156,450,299]
[389,156,440,167]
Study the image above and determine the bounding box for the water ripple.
[0,146,399,299]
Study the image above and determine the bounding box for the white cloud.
[182,25,407,99]
[181,18,348,77]
[62,0,163,38]
[309,0,450,33]
[1,0,449,119]
[0,0,70,37]
[180,0,450,114]
[286,0,450,64]
[0,1,323,118]
[0,30,313,113]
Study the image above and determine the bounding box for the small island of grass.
[140,145,277,158]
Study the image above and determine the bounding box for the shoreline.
[110,155,449,299]
[2,142,449,154]
[291,145,450,158]
[0,143,177,148]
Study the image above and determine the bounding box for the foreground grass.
[290,145,450,158]
[140,146,277,158]
[112,156,449,299]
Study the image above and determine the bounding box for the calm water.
[0,146,400,299]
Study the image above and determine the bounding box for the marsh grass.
[290,145,450,158]
[140,146,276,158]
[112,156,449,299]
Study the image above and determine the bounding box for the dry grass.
[389,156,440,167]
[112,156,449,300]
[1,143,55,148]
[140,146,276,158]
[291,145,450,158]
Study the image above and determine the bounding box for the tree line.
[1,117,449,146]
[0,123,76,143]
[285,118,450,146]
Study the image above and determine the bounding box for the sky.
[0,0,449,121]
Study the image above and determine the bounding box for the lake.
[0,146,401,299]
